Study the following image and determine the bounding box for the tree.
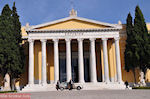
[125,5,150,84]
[12,2,22,44]
[134,5,150,75]
[0,3,25,90]
[0,4,14,77]
[10,2,25,90]
[124,13,139,83]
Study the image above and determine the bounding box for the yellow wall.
[0,75,3,87]
[108,40,117,81]
[147,23,150,31]
[21,27,27,36]
[34,41,42,82]
[119,27,141,83]
[47,42,54,83]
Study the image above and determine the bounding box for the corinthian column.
[114,37,123,83]
[41,39,47,85]
[28,39,34,86]
[65,38,72,82]
[77,38,85,83]
[53,39,59,84]
[102,38,110,83]
[89,38,97,83]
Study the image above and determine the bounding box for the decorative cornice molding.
[26,16,122,31]
[27,28,121,34]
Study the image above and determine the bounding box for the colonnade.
[28,37,122,86]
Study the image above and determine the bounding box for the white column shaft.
[102,38,110,83]
[41,39,47,85]
[114,38,123,83]
[28,39,34,85]
[66,39,72,82]
[78,39,85,83]
[53,39,59,83]
[90,38,97,83]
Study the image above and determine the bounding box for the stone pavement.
[30,90,150,99]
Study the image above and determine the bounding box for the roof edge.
[26,16,122,31]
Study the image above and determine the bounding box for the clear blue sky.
[0,0,149,26]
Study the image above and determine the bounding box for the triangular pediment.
[29,16,121,30]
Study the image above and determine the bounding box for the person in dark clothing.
[125,81,129,88]
[56,80,60,90]
[68,79,73,90]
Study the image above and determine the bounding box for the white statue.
[3,73,11,91]
[138,71,146,87]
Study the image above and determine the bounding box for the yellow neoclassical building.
[1,9,150,91]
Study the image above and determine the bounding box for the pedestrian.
[68,79,73,90]
[125,81,129,88]
[56,80,60,90]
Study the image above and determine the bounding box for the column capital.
[102,38,108,41]
[89,38,96,41]
[65,38,71,42]
[40,39,47,42]
[53,39,59,42]
[114,37,120,41]
[28,39,34,43]
[77,38,84,42]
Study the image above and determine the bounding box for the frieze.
[65,32,84,36]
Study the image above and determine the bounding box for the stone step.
[21,84,56,92]
[20,83,126,92]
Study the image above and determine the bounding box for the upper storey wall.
[21,26,27,36]
[147,23,150,32]
[21,21,150,38]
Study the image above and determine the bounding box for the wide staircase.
[75,82,126,90]
[21,82,126,92]
[21,84,56,92]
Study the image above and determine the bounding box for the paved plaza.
[30,90,150,99]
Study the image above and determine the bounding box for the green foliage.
[0,3,25,80]
[132,87,150,89]
[134,5,150,72]
[11,2,25,79]
[125,13,139,83]
[0,90,17,93]
[125,5,150,82]
[0,4,14,76]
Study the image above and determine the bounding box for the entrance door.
[84,58,90,82]
[59,52,90,82]
[71,58,78,82]
[59,57,67,82]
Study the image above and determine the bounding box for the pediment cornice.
[26,16,122,31]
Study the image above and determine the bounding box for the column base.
[118,81,124,84]
[91,80,97,83]
[28,83,34,87]
[41,83,47,86]
[79,81,85,83]
[105,81,110,84]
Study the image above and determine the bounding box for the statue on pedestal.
[3,73,11,91]
[138,71,146,87]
